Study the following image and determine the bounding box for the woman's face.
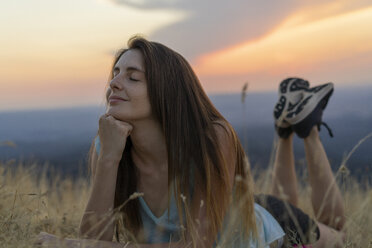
[106,49,152,122]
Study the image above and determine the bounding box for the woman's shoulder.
[212,119,231,130]
[211,119,234,141]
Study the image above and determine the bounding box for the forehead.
[115,49,145,71]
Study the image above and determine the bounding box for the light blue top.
[94,136,285,247]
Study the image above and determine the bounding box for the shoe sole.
[274,96,291,128]
[274,79,310,128]
[279,78,309,95]
[286,83,334,125]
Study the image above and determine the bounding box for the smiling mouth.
[109,98,126,103]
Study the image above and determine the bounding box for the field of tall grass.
[0,157,371,247]
[0,162,89,247]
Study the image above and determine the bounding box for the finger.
[99,115,107,123]
[100,114,113,123]
[105,114,115,120]
[117,121,133,130]
[126,124,133,134]
[39,231,56,238]
[33,235,45,246]
[33,237,42,246]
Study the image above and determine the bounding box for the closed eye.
[129,77,139,82]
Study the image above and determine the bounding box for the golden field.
[0,159,371,247]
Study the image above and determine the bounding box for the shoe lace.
[318,122,334,137]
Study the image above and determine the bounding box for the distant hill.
[0,85,371,180]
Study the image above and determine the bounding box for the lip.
[109,95,127,102]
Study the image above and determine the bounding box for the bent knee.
[307,221,345,248]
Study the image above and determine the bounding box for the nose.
[109,77,123,91]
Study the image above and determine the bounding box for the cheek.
[131,86,151,109]
[140,94,152,112]
[132,92,153,117]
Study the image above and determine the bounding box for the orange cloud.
[194,6,372,92]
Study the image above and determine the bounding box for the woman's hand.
[98,113,133,161]
[34,233,92,248]
[34,232,74,248]
[34,232,57,247]
[35,232,132,248]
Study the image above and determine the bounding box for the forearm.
[80,155,120,241]
[66,238,190,248]
[127,242,187,248]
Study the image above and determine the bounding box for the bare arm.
[79,114,133,241]
[60,238,189,248]
[79,152,121,240]
[73,124,235,248]
[36,233,188,248]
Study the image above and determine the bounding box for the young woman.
[36,39,345,248]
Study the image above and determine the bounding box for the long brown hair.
[89,36,256,245]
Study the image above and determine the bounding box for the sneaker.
[285,83,334,138]
[273,78,309,138]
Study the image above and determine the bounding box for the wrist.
[98,153,122,166]
[93,155,121,181]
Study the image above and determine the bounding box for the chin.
[106,106,152,122]
[106,108,128,121]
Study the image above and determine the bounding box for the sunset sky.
[1,0,372,111]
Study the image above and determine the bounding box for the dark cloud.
[110,0,372,61]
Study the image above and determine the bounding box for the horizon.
[1,86,371,181]
[1,82,371,114]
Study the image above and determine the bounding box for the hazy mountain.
[0,85,371,180]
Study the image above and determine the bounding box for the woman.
[79,36,259,247]
[36,39,345,247]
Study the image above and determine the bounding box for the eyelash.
[129,77,139,82]
[112,73,139,82]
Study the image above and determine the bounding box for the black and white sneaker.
[273,78,309,138]
[285,83,334,138]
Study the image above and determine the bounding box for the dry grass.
[0,163,89,247]
[0,159,371,247]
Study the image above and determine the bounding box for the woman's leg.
[272,78,309,206]
[307,221,345,248]
[271,133,299,206]
[304,126,345,230]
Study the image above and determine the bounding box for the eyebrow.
[113,66,145,73]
